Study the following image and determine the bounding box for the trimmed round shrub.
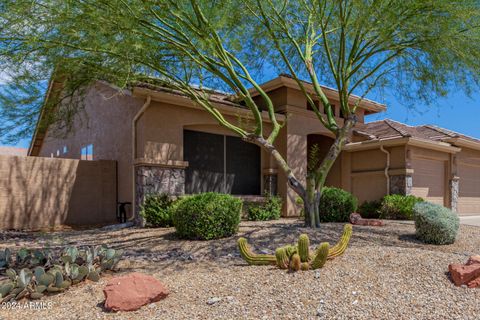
[140,193,174,227]
[357,200,382,219]
[319,187,358,222]
[172,192,242,240]
[379,194,423,220]
[247,195,282,221]
[413,202,459,245]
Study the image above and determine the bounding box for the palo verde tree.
[1,0,479,227]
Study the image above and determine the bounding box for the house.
[28,76,480,221]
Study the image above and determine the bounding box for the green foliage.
[379,195,424,220]
[238,224,353,271]
[247,195,282,221]
[318,187,358,222]
[413,202,459,245]
[140,193,174,227]
[0,245,123,302]
[357,200,382,219]
[172,192,242,240]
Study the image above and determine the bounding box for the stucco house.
[28,75,480,220]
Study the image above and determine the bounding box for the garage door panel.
[458,163,480,214]
[411,158,445,205]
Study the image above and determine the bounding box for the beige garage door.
[411,158,446,206]
[457,163,480,215]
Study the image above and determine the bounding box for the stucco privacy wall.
[38,82,144,206]
[0,155,116,230]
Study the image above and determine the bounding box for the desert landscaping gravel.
[0,219,478,320]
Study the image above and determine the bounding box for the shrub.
[247,195,282,221]
[318,187,358,222]
[379,194,423,220]
[140,193,174,227]
[357,200,382,219]
[172,192,242,240]
[413,202,459,245]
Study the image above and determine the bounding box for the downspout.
[132,95,152,224]
[380,145,390,194]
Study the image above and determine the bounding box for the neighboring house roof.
[0,147,28,156]
[353,119,480,150]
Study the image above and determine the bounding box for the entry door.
[184,130,260,195]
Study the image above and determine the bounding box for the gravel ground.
[0,219,478,320]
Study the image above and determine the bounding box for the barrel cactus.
[237,224,353,272]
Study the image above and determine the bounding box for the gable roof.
[353,119,480,150]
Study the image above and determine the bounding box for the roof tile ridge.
[384,119,411,137]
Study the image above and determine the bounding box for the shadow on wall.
[0,155,117,230]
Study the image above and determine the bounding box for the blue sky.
[367,90,480,138]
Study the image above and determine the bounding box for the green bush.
[247,195,282,221]
[357,200,382,219]
[140,193,174,227]
[413,202,459,245]
[319,187,358,222]
[172,192,242,240]
[379,194,424,220]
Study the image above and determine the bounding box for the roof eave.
[249,76,387,113]
[345,136,461,154]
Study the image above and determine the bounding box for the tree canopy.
[1,0,479,226]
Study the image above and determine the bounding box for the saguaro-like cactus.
[290,254,301,272]
[311,242,329,270]
[238,224,353,272]
[327,224,352,259]
[275,247,289,269]
[237,238,276,265]
[298,234,310,263]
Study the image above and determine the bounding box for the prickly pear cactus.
[0,245,124,302]
[237,224,353,272]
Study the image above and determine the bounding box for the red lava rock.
[466,255,480,265]
[349,212,384,226]
[467,276,480,288]
[103,272,169,312]
[448,263,480,287]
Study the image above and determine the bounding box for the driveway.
[459,215,480,227]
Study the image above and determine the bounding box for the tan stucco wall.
[39,82,144,206]
[0,155,116,230]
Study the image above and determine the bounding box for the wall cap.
[134,158,189,169]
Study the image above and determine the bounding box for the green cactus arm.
[275,247,289,269]
[327,224,353,259]
[297,234,310,263]
[289,253,301,272]
[238,238,276,265]
[311,242,329,270]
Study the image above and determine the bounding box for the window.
[63,146,68,154]
[183,130,261,195]
[81,144,94,160]
[307,100,322,113]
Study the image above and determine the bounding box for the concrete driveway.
[459,215,480,227]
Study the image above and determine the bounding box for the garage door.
[457,163,480,215]
[411,158,446,206]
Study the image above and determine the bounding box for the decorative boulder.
[448,256,480,288]
[349,212,384,226]
[103,272,169,312]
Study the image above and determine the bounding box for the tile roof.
[355,119,480,144]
